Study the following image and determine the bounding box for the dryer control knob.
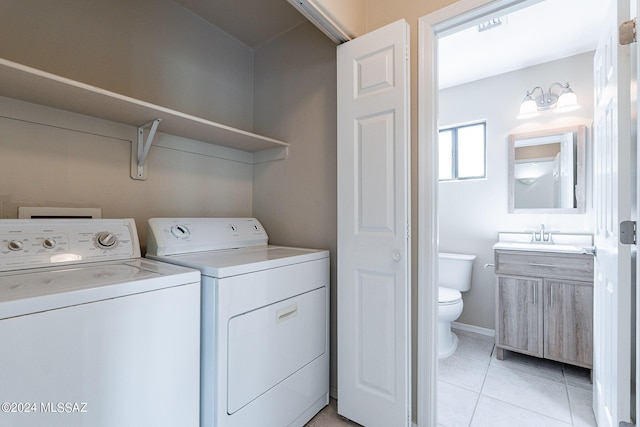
[171,225,190,239]
[8,240,23,251]
[95,232,118,249]
[42,238,57,249]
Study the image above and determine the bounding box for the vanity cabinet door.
[544,279,593,368]
[495,275,543,358]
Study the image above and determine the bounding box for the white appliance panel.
[0,219,201,427]
[203,257,329,427]
[145,217,330,427]
[227,287,326,413]
[0,282,200,427]
[0,219,140,271]
[147,217,268,256]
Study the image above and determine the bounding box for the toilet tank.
[439,252,476,292]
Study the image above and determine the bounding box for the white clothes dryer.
[146,217,330,427]
[0,218,201,427]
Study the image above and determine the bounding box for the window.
[439,122,486,181]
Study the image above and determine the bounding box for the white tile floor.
[307,328,596,427]
[438,329,596,427]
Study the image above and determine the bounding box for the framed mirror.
[508,125,586,214]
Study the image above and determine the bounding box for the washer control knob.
[171,225,190,239]
[42,238,57,249]
[95,232,118,249]
[8,240,23,251]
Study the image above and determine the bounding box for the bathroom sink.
[492,241,591,254]
[493,232,594,254]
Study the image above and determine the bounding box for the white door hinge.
[619,18,637,45]
[620,220,636,244]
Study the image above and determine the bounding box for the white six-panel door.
[336,19,411,427]
[593,1,634,425]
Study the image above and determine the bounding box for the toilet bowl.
[438,253,476,358]
[438,287,464,358]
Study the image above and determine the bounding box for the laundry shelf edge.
[0,58,288,153]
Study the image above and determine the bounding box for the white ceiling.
[438,0,611,88]
[173,0,610,87]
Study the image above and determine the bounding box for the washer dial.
[42,238,57,249]
[95,232,118,249]
[7,240,23,251]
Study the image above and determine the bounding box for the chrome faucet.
[531,224,552,243]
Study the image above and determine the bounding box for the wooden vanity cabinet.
[494,250,594,368]
[495,275,544,358]
[544,278,593,367]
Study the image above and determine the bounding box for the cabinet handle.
[529,263,557,268]
[532,282,537,305]
[549,286,554,308]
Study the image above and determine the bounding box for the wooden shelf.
[0,58,288,153]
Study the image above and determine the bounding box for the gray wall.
[0,0,254,130]
[253,22,338,395]
[0,98,253,247]
[438,52,595,331]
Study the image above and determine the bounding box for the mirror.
[508,125,586,214]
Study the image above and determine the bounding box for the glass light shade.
[517,98,540,119]
[554,91,580,113]
[517,177,537,185]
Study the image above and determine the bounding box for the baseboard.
[451,321,495,337]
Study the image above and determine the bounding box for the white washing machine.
[0,218,201,427]
[145,217,330,427]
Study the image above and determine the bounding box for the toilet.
[438,252,476,358]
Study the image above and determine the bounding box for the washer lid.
[147,245,329,278]
[438,287,462,304]
[0,258,200,319]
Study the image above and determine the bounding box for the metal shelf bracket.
[134,118,161,180]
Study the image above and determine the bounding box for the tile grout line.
[443,331,590,427]
[562,364,577,427]
[481,369,574,424]
[467,342,495,426]
[483,351,575,425]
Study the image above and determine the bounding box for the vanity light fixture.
[517,82,580,119]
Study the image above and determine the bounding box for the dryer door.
[226,287,326,414]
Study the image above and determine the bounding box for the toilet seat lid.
[439,287,462,304]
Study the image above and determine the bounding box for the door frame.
[635,1,640,422]
[417,1,545,425]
